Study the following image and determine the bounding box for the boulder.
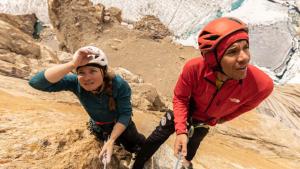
[0,19,59,79]
[134,15,172,40]
[106,7,122,23]
[113,67,168,111]
[0,13,37,36]
[48,0,105,52]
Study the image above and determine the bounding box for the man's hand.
[174,134,188,157]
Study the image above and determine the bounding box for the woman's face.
[220,40,250,80]
[77,66,104,91]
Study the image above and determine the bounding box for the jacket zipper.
[202,79,226,119]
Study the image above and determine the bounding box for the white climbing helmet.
[76,45,108,67]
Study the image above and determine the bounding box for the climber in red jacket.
[132,17,274,169]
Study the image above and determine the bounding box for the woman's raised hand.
[71,46,98,69]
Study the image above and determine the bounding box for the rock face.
[134,15,172,40]
[114,67,168,111]
[48,0,105,53]
[1,74,300,169]
[0,15,59,79]
[0,81,131,169]
[105,7,122,23]
[0,13,37,36]
[0,1,300,169]
[48,0,124,53]
[257,84,300,130]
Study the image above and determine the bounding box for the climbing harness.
[188,122,210,138]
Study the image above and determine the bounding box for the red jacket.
[173,57,274,134]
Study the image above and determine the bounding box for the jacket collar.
[203,67,243,86]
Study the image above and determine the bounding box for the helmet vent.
[95,54,99,58]
[201,44,212,49]
[199,31,210,37]
[205,35,219,40]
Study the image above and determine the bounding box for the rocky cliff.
[0,0,300,169]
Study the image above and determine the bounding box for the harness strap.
[95,121,114,125]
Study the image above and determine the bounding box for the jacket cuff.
[176,129,188,135]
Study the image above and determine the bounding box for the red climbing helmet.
[198,17,249,70]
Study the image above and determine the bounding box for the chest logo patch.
[229,98,240,103]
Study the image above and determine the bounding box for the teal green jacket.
[29,71,132,127]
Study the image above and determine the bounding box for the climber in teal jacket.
[29,46,145,165]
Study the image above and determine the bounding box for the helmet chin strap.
[218,71,232,82]
[213,50,231,81]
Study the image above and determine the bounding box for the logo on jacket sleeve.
[229,98,240,103]
[160,116,166,126]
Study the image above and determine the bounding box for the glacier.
[0,0,299,83]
